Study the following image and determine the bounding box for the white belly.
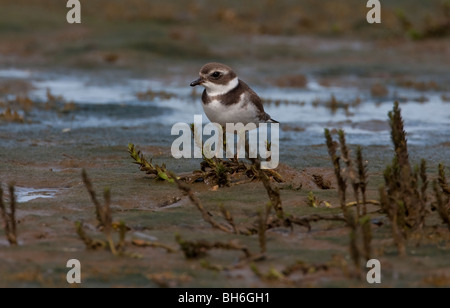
[202,98,259,127]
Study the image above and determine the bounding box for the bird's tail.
[268,118,279,124]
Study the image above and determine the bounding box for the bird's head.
[190,62,238,96]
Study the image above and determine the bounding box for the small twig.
[379,186,406,256]
[81,169,103,226]
[9,185,16,238]
[219,203,239,234]
[420,159,428,205]
[346,200,380,207]
[81,170,117,255]
[297,213,347,223]
[78,170,134,256]
[361,215,372,261]
[339,130,360,220]
[349,224,361,278]
[0,184,18,245]
[176,234,251,259]
[102,187,117,255]
[254,160,284,219]
[356,146,368,216]
[438,163,450,195]
[171,172,233,234]
[128,143,174,182]
[117,221,128,252]
[324,129,348,219]
[258,203,271,254]
[0,185,11,242]
[75,221,106,250]
[433,180,450,231]
[132,239,176,253]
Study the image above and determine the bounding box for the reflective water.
[1,69,449,148]
[4,186,58,203]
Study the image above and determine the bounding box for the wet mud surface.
[1,0,449,287]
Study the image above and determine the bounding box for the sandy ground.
[0,119,449,287]
[0,0,450,288]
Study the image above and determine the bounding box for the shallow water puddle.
[0,68,32,79]
[2,68,446,147]
[14,187,58,203]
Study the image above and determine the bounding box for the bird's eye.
[211,71,221,78]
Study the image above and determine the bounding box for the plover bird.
[190,62,278,127]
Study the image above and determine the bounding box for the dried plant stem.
[75,221,106,250]
[438,163,450,195]
[172,173,233,233]
[0,186,11,241]
[416,160,428,227]
[296,213,347,224]
[356,146,368,215]
[389,102,411,172]
[420,159,428,205]
[346,200,380,207]
[379,102,431,255]
[361,215,372,261]
[0,184,18,245]
[387,101,425,230]
[435,164,450,230]
[339,130,360,220]
[176,234,251,259]
[380,186,406,256]
[82,170,117,255]
[105,232,116,255]
[433,180,450,231]
[103,188,116,255]
[81,169,103,226]
[128,143,174,182]
[258,204,271,254]
[79,170,129,256]
[255,160,284,219]
[219,204,239,234]
[131,239,176,253]
[117,221,127,251]
[325,129,348,217]
[348,217,361,278]
[8,185,16,238]
[325,129,373,273]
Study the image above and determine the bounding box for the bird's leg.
[221,126,227,159]
[235,129,248,161]
[245,136,260,166]
[245,129,260,161]
[244,134,249,160]
[266,140,272,162]
[232,133,239,163]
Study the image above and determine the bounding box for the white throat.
[204,77,239,96]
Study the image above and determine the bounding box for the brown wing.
[240,81,279,123]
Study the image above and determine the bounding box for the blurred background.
[1,0,449,75]
[0,0,449,150]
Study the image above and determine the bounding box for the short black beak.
[190,77,204,87]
